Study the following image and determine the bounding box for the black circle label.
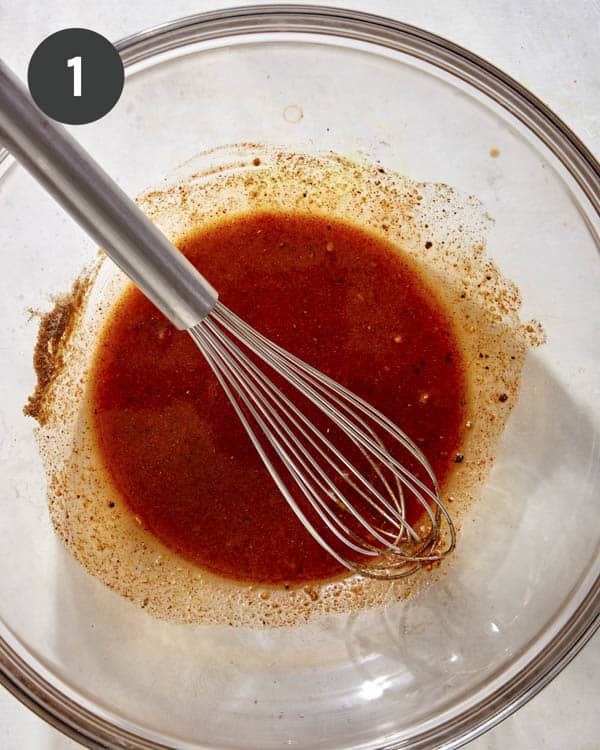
[27,28,124,125]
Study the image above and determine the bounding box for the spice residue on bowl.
[24,275,95,426]
[24,146,544,626]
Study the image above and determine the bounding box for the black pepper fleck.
[499,393,508,402]
[455,454,464,463]
[425,241,433,249]
[108,501,115,508]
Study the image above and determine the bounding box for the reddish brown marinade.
[92,212,466,584]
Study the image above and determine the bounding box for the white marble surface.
[0,1,598,748]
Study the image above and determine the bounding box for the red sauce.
[92,212,466,584]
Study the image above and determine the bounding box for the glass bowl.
[0,5,598,749]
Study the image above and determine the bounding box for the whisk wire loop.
[190,301,456,580]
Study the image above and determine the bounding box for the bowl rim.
[1,5,598,750]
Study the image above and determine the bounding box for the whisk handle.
[0,59,217,330]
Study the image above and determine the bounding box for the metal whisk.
[0,60,455,579]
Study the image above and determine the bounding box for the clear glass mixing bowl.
[0,6,598,749]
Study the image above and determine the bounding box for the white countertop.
[1,1,598,748]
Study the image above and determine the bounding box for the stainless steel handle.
[0,59,217,330]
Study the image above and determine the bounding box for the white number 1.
[67,56,82,97]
